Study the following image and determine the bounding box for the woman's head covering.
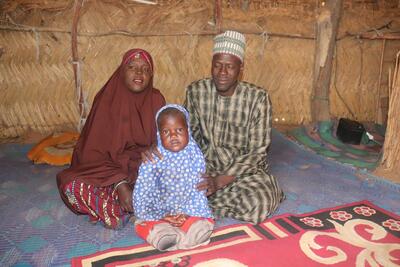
[123,49,154,73]
[134,104,212,221]
[57,49,165,207]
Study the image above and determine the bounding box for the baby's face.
[158,114,189,152]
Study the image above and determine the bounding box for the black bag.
[336,118,365,145]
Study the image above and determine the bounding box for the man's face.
[158,114,189,152]
[211,53,243,96]
[123,57,152,93]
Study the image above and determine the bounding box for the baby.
[133,104,214,251]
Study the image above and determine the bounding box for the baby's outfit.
[133,104,214,251]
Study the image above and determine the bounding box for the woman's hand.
[141,143,163,164]
[162,214,188,227]
[116,183,133,213]
[197,174,235,196]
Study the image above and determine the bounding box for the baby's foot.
[156,233,178,251]
[182,219,214,248]
[146,222,182,251]
[191,221,213,244]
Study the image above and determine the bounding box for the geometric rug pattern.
[71,200,400,267]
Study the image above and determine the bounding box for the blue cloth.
[133,104,213,221]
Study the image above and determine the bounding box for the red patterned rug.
[72,200,400,267]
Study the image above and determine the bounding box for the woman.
[57,49,166,229]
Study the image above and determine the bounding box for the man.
[183,30,284,224]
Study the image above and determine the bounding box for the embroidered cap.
[213,30,246,62]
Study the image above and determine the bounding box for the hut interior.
[1,0,400,266]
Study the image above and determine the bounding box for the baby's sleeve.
[133,162,160,220]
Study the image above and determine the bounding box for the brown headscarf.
[57,49,165,204]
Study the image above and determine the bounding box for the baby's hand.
[162,214,188,227]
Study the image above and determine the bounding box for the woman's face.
[123,57,152,93]
[158,113,189,152]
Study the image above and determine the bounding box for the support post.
[214,0,222,33]
[311,0,343,122]
[71,0,87,131]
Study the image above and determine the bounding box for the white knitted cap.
[213,30,246,62]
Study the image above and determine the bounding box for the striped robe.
[184,78,284,224]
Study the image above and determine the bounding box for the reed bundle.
[380,51,400,172]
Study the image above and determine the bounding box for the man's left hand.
[197,174,235,196]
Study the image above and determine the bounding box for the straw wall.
[1,0,399,140]
[378,51,400,176]
[331,39,382,121]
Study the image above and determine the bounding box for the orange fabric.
[27,132,79,166]
[180,216,207,232]
[135,221,161,240]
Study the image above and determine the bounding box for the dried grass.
[0,0,399,140]
[379,51,400,172]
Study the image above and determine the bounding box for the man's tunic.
[184,78,283,224]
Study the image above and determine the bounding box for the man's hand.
[141,143,163,164]
[162,214,188,227]
[197,174,235,196]
[116,183,133,213]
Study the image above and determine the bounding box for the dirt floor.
[272,123,299,135]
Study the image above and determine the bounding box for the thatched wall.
[378,51,400,177]
[1,0,400,139]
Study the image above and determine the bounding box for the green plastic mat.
[288,121,384,170]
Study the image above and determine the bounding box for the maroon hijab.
[57,49,165,202]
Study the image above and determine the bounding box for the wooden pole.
[71,0,86,131]
[356,33,400,40]
[375,39,386,123]
[214,0,222,33]
[4,23,400,40]
[311,0,343,122]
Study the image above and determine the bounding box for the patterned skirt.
[62,180,131,229]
